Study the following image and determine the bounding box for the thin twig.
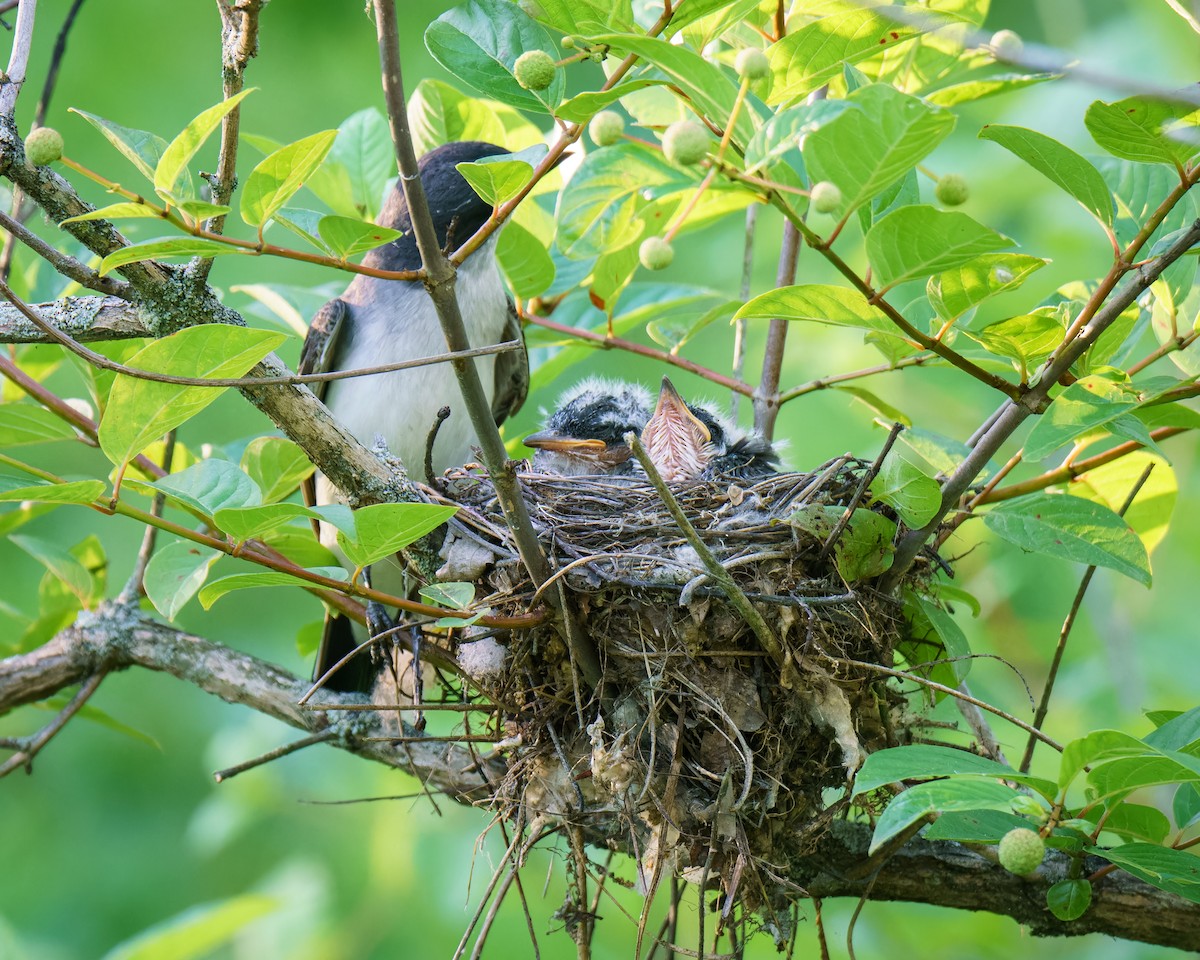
[753,219,800,437]
[371,0,600,690]
[0,670,105,777]
[730,205,756,419]
[212,729,338,782]
[0,0,35,116]
[117,430,176,604]
[1017,462,1155,774]
[0,210,131,297]
[627,432,783,665]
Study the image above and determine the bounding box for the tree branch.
[2,611,1198,950]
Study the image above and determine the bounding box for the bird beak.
[640,377,712,482]
[523,431,607,453]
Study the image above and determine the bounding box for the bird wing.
[490,298,529,426]
[297,297,348,405]
[298,297,348,511]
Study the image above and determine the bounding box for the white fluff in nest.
[456,636,507,677]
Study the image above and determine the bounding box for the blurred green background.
[1,0,1198,957]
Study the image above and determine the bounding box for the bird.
[522,378,652,475]
[640,377,780,482]
[300,140,529,695]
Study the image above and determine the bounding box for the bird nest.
[415,456,939,930]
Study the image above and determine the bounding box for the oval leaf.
[241,130,338,228]
[866,206,1013,289]
[154,90,255,202]
[143,540,220,621]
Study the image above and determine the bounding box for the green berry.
[561,36,576,49]
[810,180,842,214]
[989,29,1024,62]
[662,121,710,166]
[998,828,1045,876]
[24,127,63,166]
[514,50,556,91]
[735,48,770,82]
[589,110,625,147]
[639,236,674,271]
[935,173,969,206]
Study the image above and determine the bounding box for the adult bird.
[640,377,780,482]
[522,378,652,475]
[301,140,529,693]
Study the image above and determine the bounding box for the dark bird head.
[365,140,508,272]
[689,403,782,481]
[523,378,652,475]
[640,377,715,482]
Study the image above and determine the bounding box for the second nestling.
[523,376,781,482]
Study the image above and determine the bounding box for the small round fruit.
[810,180,842,214]
[24,127,63,165]
[561,36,576,49]
[989,29,1024,62]
[514,50,556,91]
[639,236,675,271]
[935,173,969,206]
[589,111,625,147]
[998,828,1045,876]
[735,48,770,82]
[662,121,710,166]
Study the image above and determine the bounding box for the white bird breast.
[321,237,508,482]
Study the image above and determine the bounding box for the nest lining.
[415,457,935,927]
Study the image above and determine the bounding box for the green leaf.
[985,493,1151,586]
[804,84,955,218]
[98,326,286,467]
[593,34,750,143]
[1023,374,1137,462]
[240,129,338,229]
[871,779,1019,853]
[1174,783,1200,829]
[497,220,555,299]
[0,404,78,445]
[98,237,251,275]
[1082,801,1171,844]
[866,206,1013,289]
[924,809,1033,843]
[213,502,353,543]
[154,90,254,202]
[1090,753,1200,800]
[927,72,1060,107]
[316,216,402,260]
[961,309,1065,381]
[100,894,278,960]
[979,124,1114,227]
[408,78,542,159]
[1144,705,1200,753]
[150,459,262,515]
[9,534,94,604]
[336,502,458,569]
[258,525,338,569]
[239,437,314,504]
[1073,452,1175,554]
[788,504,896,581]
[198,568,348,610]
[70,108,173,186]
[143,539,220,621]
[734,283,895,334]
[854,744,1024,796]
[928,254,1049,322]
[555,80,662,125]
[177,199,232,222]
[555,143,693,259]
[59,201,165,225]
[457,145,545,205]
[870,453,940,527]
[325,108,394,220]
[420,582,476,609]
[0,479,105,504]
[425,0,564,113]
[1046,879,1092,921]
[1085,843,1200,904]
[1060,729,1154,788]
[767,5,932,105]
[1085,95,1198,167]
[743,99,850,174]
